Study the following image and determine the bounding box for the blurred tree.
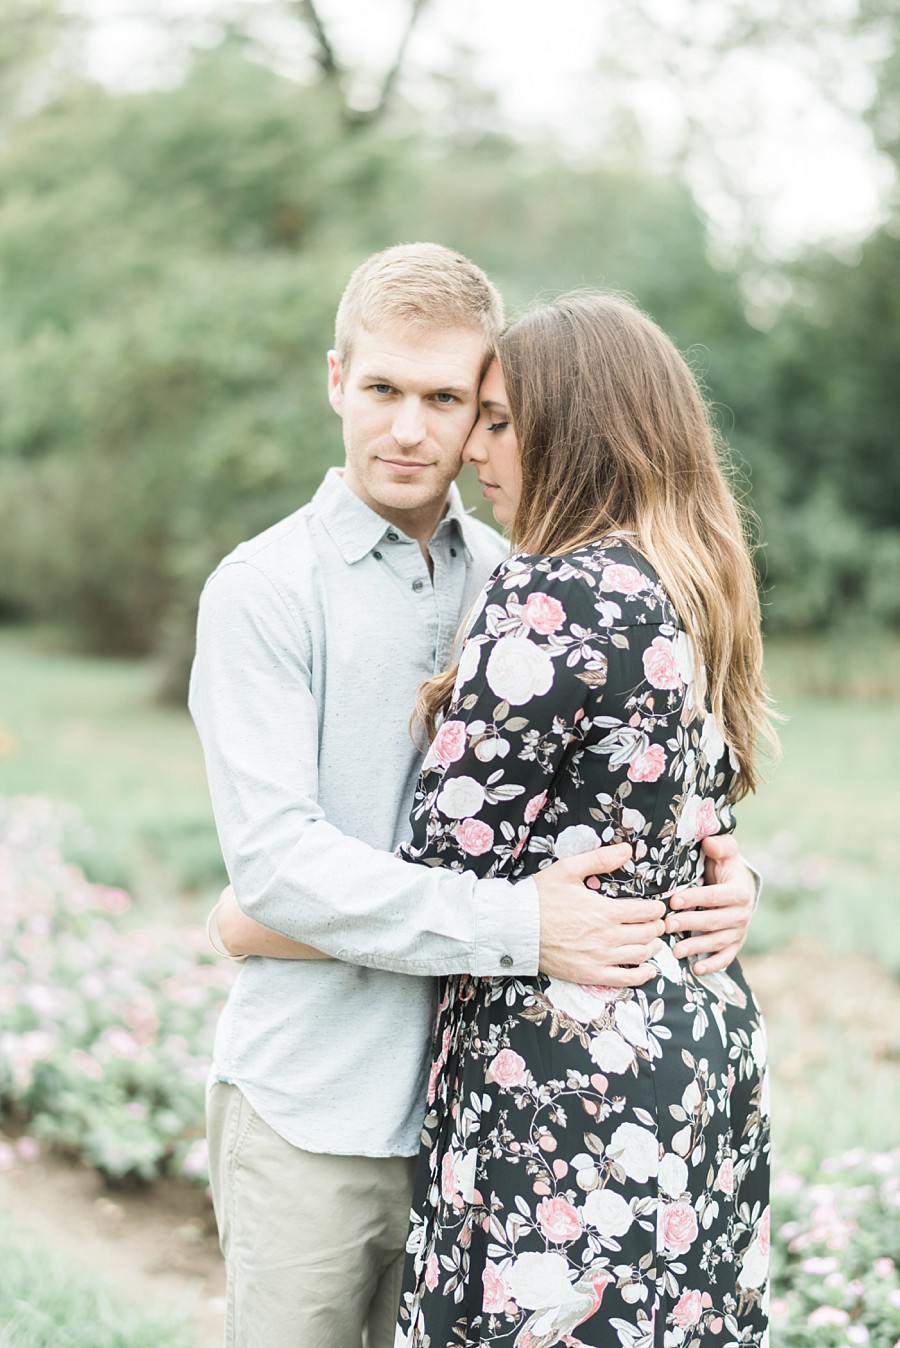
[0,38,746,694]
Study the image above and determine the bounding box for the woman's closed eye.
[487,420,509,432]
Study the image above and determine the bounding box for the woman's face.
[463,360,521,526]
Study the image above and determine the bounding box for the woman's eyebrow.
[480,397,509,411]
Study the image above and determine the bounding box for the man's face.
[328,321,486,527]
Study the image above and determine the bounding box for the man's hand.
[535,844,666,986]
[665,833,757,975]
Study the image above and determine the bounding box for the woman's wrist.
[206,900,249,962]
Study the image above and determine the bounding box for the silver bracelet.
[206,900,249,962]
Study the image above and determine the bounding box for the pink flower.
[661,1201,699,1255]
[715,1158,734,1195]
[425,1252,440,1291]
[524,791,547,824]
[672,1289,703,1328]
[455,818,495,856]
[695,799,719,840]
[521,592,566,634]
[536,1196,582,1243]
[14,1136,39,1163]
[628,743,666,783]
[482,1261,511,1313]
[807,1306,850,1328]
[642,636,682,690]
[603,564,645,595]
[758,1205,770,1256]
[431,720,468,767]
[487,1048,527,1088]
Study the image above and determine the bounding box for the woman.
[390,294,775,1347]
[216,293,775,1346]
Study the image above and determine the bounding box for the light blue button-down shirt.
[189,469,540,1156]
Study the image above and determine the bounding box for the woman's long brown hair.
[417,293,778,797]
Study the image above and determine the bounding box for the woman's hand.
[535,843,666,986]
[210,885,332,961]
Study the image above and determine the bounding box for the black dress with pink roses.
[395,542,769,1348]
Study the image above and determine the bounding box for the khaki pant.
[207,1082,417,1348]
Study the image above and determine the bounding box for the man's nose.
[392,398,427,448]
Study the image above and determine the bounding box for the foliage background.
[0,0,899,693]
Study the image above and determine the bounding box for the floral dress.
[395,542,770,1348]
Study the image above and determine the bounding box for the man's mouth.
[378,458,432,476]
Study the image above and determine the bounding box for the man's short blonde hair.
[334,242,504,369]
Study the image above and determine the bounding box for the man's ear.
[327,350,343,416]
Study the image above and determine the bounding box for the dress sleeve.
[401,556,607,880]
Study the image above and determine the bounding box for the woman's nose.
[462,427,485,463]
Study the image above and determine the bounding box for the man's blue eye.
[433,393,456,404]
[372,384,393,394]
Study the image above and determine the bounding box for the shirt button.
[500,954,514,969]
[450,547,457,557]
[387,531,399,542]
[373,550,383,561]
[412,579,425,592]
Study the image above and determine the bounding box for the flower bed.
[0,795,233,1183]
[770,1151,900,1345]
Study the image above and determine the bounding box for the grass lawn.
[739,692,900,973]
[0,626,224,915]
[0,1215,197,1347]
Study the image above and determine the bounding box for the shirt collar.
[314,467,470,565]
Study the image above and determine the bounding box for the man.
[189,243,757,1348]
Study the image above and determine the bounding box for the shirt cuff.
[742,856,763,909]
[470,875,541,978]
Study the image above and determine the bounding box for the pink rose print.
[524,790,547,824]
[425,1252,440,1291]
[482,1261,511,1313]
[758,1205,770,1256]
[716,1157,734,1195]
[521,592,566,634]
[661,1200,699,1255]
[695,798,719,840]
[441,1151,456,1203]
[455,818,495,856]
[431,719,467,767]
[487,1048,527,1088]
[672,1289,703,1328]
[642,636,682,690]
[603,563,645,595]
[536,1195,582,1243]
[628,743,666,783]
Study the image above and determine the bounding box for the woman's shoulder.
[495,538,680,629]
